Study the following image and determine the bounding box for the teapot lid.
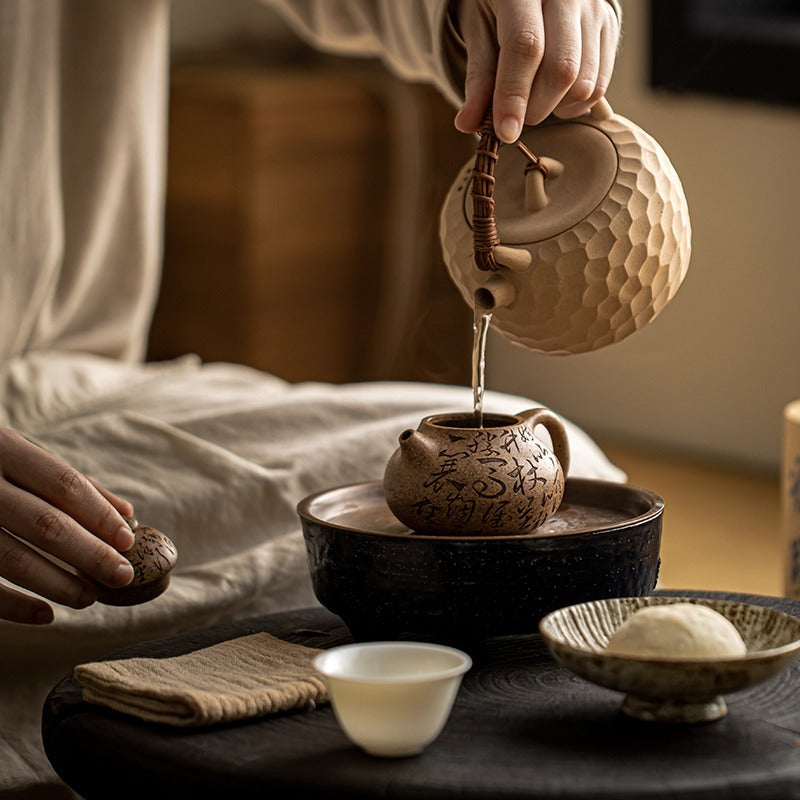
[460,117,619,245]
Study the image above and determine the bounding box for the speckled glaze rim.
[296,478,664,542]
[539,596,800,663]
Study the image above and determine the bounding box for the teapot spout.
[474,273,518,312]
[398,428,429,458]
[387,427,435,484]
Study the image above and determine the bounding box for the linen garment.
[0,2,624,795]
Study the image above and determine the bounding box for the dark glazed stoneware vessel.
[298,478,663,646]
[383,408,570,537]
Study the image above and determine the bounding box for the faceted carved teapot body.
[439,100,691,354]
[383,408,570,537]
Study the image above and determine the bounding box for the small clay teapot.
[439,99,691,354]
[384,408,570,536]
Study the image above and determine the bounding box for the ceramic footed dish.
[539,596,800,723]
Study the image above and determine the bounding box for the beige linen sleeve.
[263,0,465,107]
[263,1,622,113]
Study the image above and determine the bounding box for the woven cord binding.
[470,112,548,272]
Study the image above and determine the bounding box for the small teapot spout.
[399,428,415,445]
[397,428,431,459]
[474,273,518,312]
[384,426,435,509]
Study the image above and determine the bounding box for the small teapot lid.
[463,111,619,246]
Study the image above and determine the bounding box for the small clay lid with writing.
[95,519,178,606]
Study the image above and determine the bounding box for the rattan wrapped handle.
[471,113,550,272]
[470,115,502,272]
[471,101,614,272]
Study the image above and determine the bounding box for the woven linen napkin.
[73,632,329,726]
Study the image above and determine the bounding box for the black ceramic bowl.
[298,478,663,645]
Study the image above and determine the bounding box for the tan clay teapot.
[383,408,570,536]
[439,99,691,354]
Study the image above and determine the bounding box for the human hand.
[0,427,136,624]
[453,0,620,142]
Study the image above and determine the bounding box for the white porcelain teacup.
[313,641,471,757]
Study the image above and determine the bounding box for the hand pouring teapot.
[440,99,691,354]
[384,408,570,537]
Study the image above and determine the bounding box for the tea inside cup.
[313,641,471,757]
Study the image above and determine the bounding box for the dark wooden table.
[43,590,800,800]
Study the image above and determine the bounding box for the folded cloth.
[73,632,328,727]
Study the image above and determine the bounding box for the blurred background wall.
[162,0,800,474]
[156,0,475,387]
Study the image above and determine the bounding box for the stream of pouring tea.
[472,305,493,428]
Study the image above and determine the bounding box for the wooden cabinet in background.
[148,56,475,385]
